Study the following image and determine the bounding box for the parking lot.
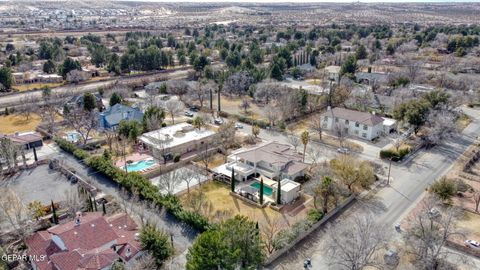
[0,165,75,205]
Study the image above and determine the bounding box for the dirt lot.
[220,96,267,121]
[0,113,43,133]
[13,82,64,92]
[180,181,311,227]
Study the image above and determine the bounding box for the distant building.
[67,93,104,111]
[1,131,43,149]
[26,212,141,270]
[321,107,384,140]
[98,104,144,130]
[324,65,341,82]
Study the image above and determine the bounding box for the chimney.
[74,211,82,226]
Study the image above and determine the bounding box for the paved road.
[267,106,480,269]
[0,69,191,110]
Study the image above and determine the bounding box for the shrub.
[429,177,457,201]
[173,154,181,163]
[55,138,210,232]
[306,209,324,223]
[379,147,411,161]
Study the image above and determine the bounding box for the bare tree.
[0,188,29,238]
[156,170,183,195]
[198,141,213,175]
[223,71,253,96]
[425,108,458,146]
[473,190,480,213]
[164,99,184,124]
[309,117,323,141]
[264,105,280,127]
[102,129,116,152]
[324,214,387,270]
[333,122,347,147]
[64,109,98,145]
[404,196,465,270]
[239,98,251,114]
[63,187,86,218]
[261,217,284,255]
[18,94,37,121]
[66,70,90,83]
[218,121,236,161]
[131,252,157,270]
[287,134,300,151]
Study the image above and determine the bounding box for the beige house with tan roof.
[213,141,309,182]
[321,107,384,140]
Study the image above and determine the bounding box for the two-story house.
[321,107,384,140]
[216,141,309,182]
[98,104,144,130]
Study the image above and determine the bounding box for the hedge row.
[379,147,411,161]
[54,138,210,232]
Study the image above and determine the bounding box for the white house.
[321,107,384,140]
[213,141,309,182]
[139,123,217,160]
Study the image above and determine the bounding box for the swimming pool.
[124,159,157,172]
[65,131,81,143]
[250,182,273,196]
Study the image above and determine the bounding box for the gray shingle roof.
[322,107,384,126]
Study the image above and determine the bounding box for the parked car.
[428,208,441,218]
[235,123,243,129]
[336,147,350,154]
[465,239,480,249]
[184,111,194,117]
[189,106,199,112]
[214,118,224,125]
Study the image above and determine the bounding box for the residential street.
[267,106,480,269]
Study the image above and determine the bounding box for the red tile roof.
[26,212,141,270]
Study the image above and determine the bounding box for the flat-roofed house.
[139,123,217,161]
[321,107,384,140]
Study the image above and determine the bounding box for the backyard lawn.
[181,181,306,227]
[0,113,43,133]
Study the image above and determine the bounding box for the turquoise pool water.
[250,182,273,196]
[125,159,157,172]
[65,132,81,143]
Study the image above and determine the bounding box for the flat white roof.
[382,117,397,126]
[139,123,215,149]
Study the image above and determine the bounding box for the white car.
[337,147,350,154]
[465,239,480,249]
[235,123,243,129]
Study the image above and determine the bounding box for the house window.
[363,125,368,130]
[335,117,339,123]
[355,122,360,127]
[354,130,359,135]
[362,133,367,138]
[345,120,349,125]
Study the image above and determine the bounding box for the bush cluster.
[54,138,210,232]
[379,147,411,161]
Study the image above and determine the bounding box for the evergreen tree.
[270,63,283,81]
[102,201,106,215]
[231,168,235,192]
[276,179,282,204]
[259,178,264,204]
[109,92,122,106]
[0,67,13,90]
[43,60,56,74]
[83,92,96,112]
[51,200,58,224]
[140,224,174,267]
[355,44,368,60]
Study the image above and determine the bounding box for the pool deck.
[115,153,159,174]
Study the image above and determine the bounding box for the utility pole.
[387,157,392,185]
